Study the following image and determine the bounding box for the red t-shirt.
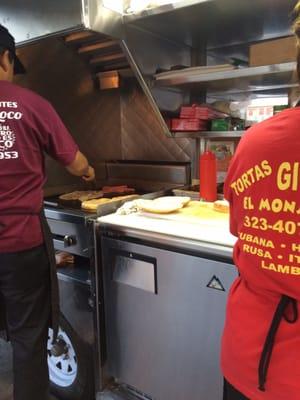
[222,108,300,399]
[0,81,78,253]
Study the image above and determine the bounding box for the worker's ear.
[0,50,12,73]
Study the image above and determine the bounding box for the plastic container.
[199,150,217,202]
[210,118,231,131]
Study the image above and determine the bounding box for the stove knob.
[63,235,76,247]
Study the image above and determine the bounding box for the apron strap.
[258,294,298,391]
[39,209,60,342]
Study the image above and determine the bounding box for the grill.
[44,161,191,255]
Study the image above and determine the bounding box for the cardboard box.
[249,36,297,67]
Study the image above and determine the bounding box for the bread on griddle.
[81,197,112,210]
[81,194,137,211]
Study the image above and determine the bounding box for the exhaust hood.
[0,0,123,44]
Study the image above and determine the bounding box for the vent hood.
[0,0,123,44]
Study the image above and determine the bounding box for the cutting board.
[140,201,229,226]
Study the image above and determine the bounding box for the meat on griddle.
[59,190,103,202]
[102,186,135,196]
[58,186,136,204]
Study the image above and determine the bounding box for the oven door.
[101,235,237,400]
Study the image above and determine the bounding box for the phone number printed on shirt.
[244,215,300,235]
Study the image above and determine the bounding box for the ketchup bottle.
[199,150,217,202]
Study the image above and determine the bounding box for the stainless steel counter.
[98,212,235,260]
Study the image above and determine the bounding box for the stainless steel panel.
[124,0,213,22]
[113,252,157,294]
[173,130,244,139]
[58,269,94,344]
[121,24,191,136]
[120,84,192,163]
[126,0,295,48]
[85,0,124,39]
[106,161,191,185]
[102,237,237,400]
[99,221,233,259]
[0,0,84,44]
[1,0,124,45]
[121,40,172,138]
[124,26,191,76]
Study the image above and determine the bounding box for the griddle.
[43,187,149,214]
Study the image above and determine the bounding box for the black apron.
[39,209,60,341]
[0,209,59,341]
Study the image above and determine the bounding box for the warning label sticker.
[206,275,225,291]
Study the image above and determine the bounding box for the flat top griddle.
[44,187,143,210]
[43,188,149,219]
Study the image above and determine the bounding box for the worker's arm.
[66,150,95,181]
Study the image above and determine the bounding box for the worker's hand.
[82,165,95,182]
[55,252,74,268]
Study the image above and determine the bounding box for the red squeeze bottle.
[199,150,217,202]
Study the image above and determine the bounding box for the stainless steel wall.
[120,80,192,161]
[13,36,192,193]
[0,0,83,44]
[15,36,122,192]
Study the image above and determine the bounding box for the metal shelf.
[172,130,244,139]
[155,62,297,93]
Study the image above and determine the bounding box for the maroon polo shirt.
[0,80,78,253]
